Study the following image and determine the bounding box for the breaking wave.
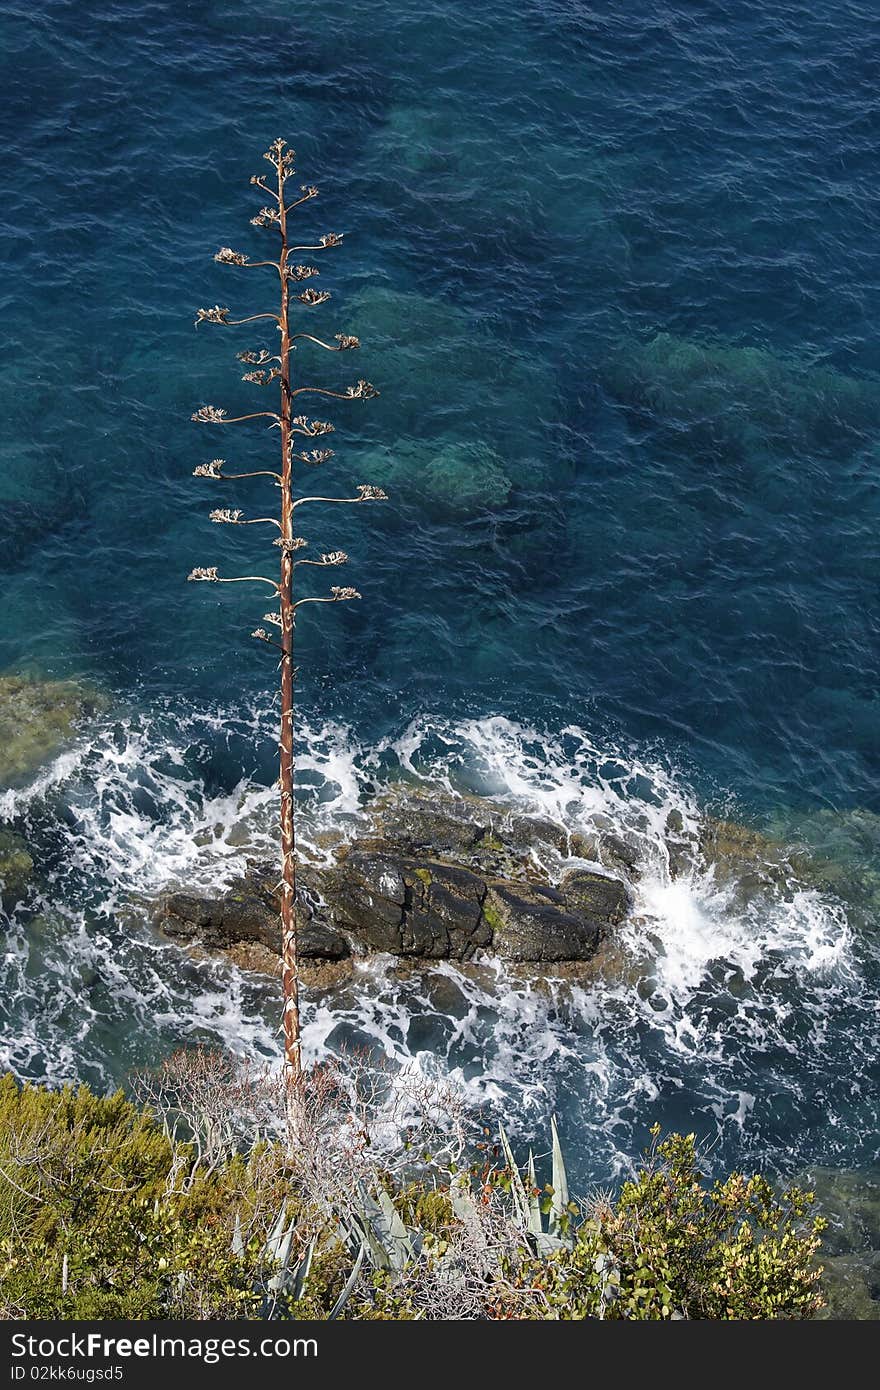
[0,701,875,1182]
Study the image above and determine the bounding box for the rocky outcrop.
[154,787,633,972]
[157,863,350,961]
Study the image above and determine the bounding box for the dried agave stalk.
[188,139,386,1102]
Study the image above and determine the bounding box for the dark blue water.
[1,0,879,1186]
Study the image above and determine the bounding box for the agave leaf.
[526,1150,543,1237]
[291,1239,314,1301]
[263,1202,288,1263]
[549,1114,571,1244]
[231,1211,245,1258]
[498,1123,530,1229]
[376,1187,417,1270]
[450,1175,479,1224]
[267,1222,297,1292]
[328,1243,366,1321]
[353,1182,414,1273]
[349,1210,392,1271]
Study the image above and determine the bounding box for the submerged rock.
[345,287,563,490]
[356,439,512,522]
[0,827,34,903]
[602,332,880,457]
[0,673,105,788]
[820,1252,880,1320]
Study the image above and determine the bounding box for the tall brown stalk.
[187,139,385,1098]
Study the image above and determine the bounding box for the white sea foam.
[0,702,872,1178]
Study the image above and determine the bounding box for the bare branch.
[249,175,277,200]
[289,380,379,401]
[293,586,361,610]
[285,264,320,283]
[193,460,282,483]
[242,368,281,385]
[288,233,344,251]
[292,484,388,510]
[237,349,279,365]
[187,567,279,592]
[209,509,281,529]
[290,416,335,437]
[295,550,348,567]
[292,449,334,465]
[290,333,359,352]
[298,288,331,307]
[191,406,281,425]
[285,185,320,212]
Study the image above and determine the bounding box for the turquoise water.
[1,0,879,1185]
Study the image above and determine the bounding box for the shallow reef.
[602,332,880,457]
[346,286,564,489]
[0,672,105,788]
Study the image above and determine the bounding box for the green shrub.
[0,1077,826,1320]
[514,1128,825,1320]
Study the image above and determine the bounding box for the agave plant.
[498,1115,574,1255]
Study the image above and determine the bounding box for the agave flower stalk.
[189,139,385,1100]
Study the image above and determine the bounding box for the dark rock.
[483,880,602,962]
[377,792,492,855]
[323,850,490,959]
[559,868,632,926]
[155,870,350,961]
[154,786,634,973]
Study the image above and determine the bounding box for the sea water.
[0,0,878,1188]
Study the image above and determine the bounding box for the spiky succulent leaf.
[328,1244,366,1321]
[549,1114,572,1245]
[498,1123,530,1230]
[526,1150,543,1236]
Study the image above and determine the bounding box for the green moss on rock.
[0,674,105,788]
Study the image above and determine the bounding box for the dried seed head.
[251,206,281,227]
[192,405,228,423]
[294,448,334,465]
[335,334,360,350]
[273,536,308,552]
[298,288,331,306]
[263,612,283,628]
[346,379,379,400]
[242,368,280,385]
[331,586,361,601]
[209,508,243,524]
[300,184,319,199]
[193,459,224,479]
[237,348,273,365]
[188,567,219,582]
[264,138,290,163]
[357,484,388,501]
[320,232,343,247]
[291,416,335,436]
[195,305,230,326]
[215,247,250,266]
[252,628,271,641]
[286,264,320,282]
[320,551,348,565]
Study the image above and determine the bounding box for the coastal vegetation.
[0,1068,825,1321]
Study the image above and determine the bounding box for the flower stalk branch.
[188,138,386,1114]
